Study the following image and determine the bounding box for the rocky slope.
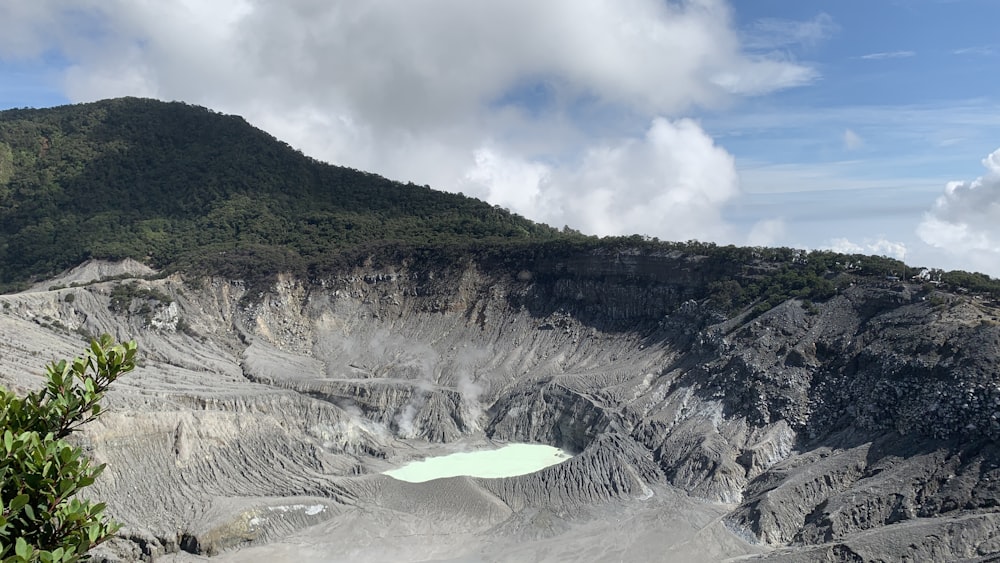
[1,250,999,562]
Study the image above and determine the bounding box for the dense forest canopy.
[1,97,999,305]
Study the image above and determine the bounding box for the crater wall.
[1,253,998,561]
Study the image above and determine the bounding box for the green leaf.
[14,537,27,559]
[8,494,28,514]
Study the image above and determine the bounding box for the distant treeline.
[291,236,1000,313]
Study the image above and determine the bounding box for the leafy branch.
[0,335,136,563]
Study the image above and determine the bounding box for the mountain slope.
[0,98,559,289]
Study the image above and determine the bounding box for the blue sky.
[2,1,1000,274]
[725,0,1000,178]
[715,0,1000,271]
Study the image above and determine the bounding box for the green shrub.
[108,282,171,314]
[0,335,136,562]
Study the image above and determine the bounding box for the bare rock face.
[486,382,612,452]
[1,252,999,561]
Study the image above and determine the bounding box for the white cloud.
[917,148,1000,275]
[711,56,816,96]
[826,237,907,260]
[35,0,819,120]
[843,128,864,150]
[462,118,739,241]
[859,50,916,60]
[747,219,786,246]
[461,147,548,214]
[953,46,995,56]
[560,118,740,240]
[0,2,59,59]
[741,13,837,51]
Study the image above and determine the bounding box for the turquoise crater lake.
[383,444,572,482]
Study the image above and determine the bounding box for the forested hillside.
[3,98,1000,303]
[0,98,560,290]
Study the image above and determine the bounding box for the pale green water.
[383,443,571,482]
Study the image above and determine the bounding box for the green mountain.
[0,97,560,290]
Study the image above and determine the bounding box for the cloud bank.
[918,148,1000,275]
[826,237,907,260]
[460,117,739,240]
